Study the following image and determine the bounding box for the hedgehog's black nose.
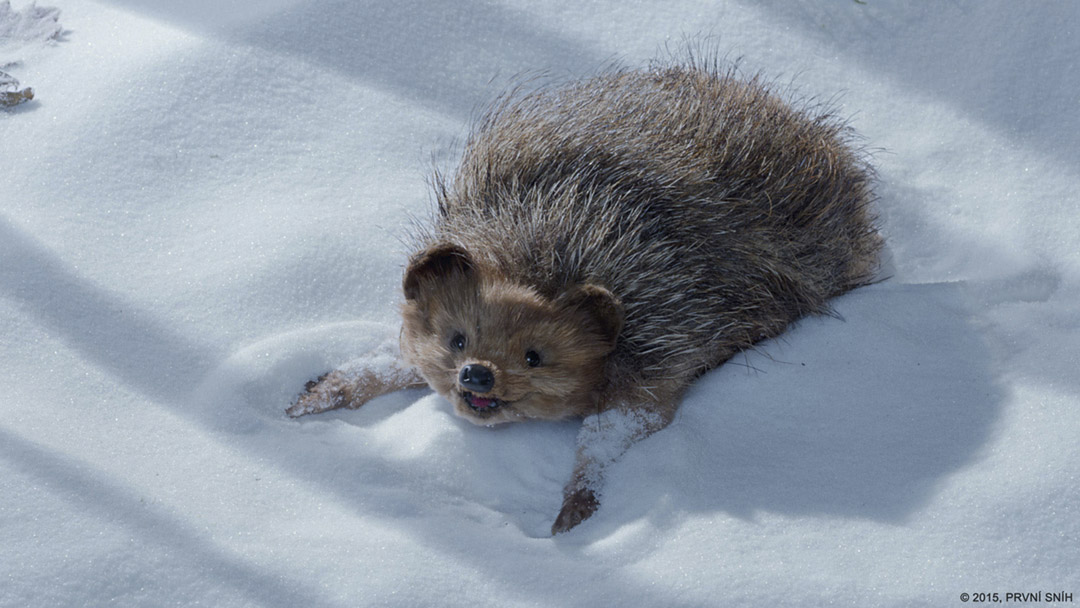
[459,364,495,393]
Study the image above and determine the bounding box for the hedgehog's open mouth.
[461,391,507,415]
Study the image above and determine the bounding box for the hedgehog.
[289,60,882,534]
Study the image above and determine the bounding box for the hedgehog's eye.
[450,333,467,351]
[525,350,542,368]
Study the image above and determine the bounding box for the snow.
[0,1,60,46]
[2,1,1078,606]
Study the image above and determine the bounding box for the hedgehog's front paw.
[286,370,356,417]
[551,487,599,534]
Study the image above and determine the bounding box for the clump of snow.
[0,67,32,105]
[0,1,61,46]
[1,1,62,107]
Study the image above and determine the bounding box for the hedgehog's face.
[400,244,623,426]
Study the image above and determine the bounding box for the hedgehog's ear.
[559,283,624,352]
[403,243,474,301]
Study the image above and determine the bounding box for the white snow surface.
[2,1,1079,606]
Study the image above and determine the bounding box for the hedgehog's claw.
[551,487,599,535]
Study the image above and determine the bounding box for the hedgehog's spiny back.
[429,64,881,378]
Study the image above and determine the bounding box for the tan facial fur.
[400,244,622,426]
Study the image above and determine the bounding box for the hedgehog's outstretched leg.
[287,357,426,418]
[552,395,679,534]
